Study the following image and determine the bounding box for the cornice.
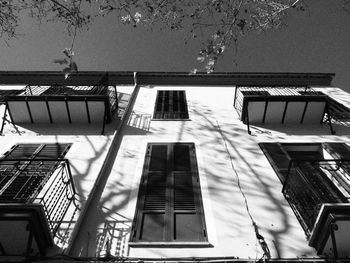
[0,71,335,86]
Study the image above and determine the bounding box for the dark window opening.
[131,143,207,244]
[260,142,350,234]
[153,91,189,120]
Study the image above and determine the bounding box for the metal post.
[0,104,7,135]
[330,222,338,260]
[5,101,21,135]
[25,223,34,259]
[85,97,91,123]
[282,159,294,193]
[233,86,238,107]
[45,97,53,124]
[25,98,34,123]
[246,111,251,135]
[65,97,72,123]
[325,104,336,135]
[101,104,107,135]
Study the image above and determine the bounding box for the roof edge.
[0,71,335,86]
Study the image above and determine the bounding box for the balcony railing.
[282,159,350,236]
[0,158,75,236]
[0,84,118,135]
[234,86,321,117]
[21,85,118,115]
[233,86,341,134]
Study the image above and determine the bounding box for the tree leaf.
[52,58,69,65]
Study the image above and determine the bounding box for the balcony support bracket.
[330,222,339,260]
[25,223,34,259]
[245,110,251,135]
[325,104,336,135]
[0,103,20,136]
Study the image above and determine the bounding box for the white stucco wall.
[68,85,350,259]
[2,83,349,259]
[0,85,134,255]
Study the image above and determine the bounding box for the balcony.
[0,158,75,256]
[1,83,118,134]
[282,159,350,258]
[233,87,339,134]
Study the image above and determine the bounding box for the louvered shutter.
[323,143,350,159]
[3,143,70,159]
[323,143,350,196]
[35,143,71,159]
[137,144,167,241]
[132,143,206,243]
[173,144,205,241]
[4,144,40,159]
[0,143,71,202]
[153,91,189,119]
[259,143,291,183]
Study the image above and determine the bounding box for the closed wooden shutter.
[132,143,207,243]
[261,142,350,232]
[4,144,40,159]
[323,143,350,197]
[323,143,350,159]
[0,143,71,202]
[153,91,189,119]
[3,143,70,159]
[259,143,291,183]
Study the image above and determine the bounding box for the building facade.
[0,71,349,262]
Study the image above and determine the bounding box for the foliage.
[0,0,347,73]
[108,0,305,72]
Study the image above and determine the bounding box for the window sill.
[128,241,212,248]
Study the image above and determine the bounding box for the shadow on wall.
[69,96,315,258]
[94,206,132,258]
[124,110,152,136]
[67,88,139,258]
[69,187,134,258]
[53,198,82,252]
[189,102,311,258]
[49,134,117,254]
[246,122,350,136]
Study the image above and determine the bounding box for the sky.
[0,0,350,90]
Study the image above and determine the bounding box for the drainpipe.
[66,72,140,255]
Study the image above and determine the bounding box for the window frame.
[129,142,209,247]
[152,90,190,120]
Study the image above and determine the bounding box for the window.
[153,90,189,120]
[260,142,350,233]
[0,143,71,202]
[130,143,207,245]
[260,143,350,183]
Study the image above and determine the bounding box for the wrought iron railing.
[282,159,350,235]
[326,97,350,124]
[234,86,350,125]
[22,85,118,114]
[0,89,23,103]
[234,86,323,116]
[0,85,118,120]
[238,86,317,96]
[22,85,109,96]
[0,158,75,236]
